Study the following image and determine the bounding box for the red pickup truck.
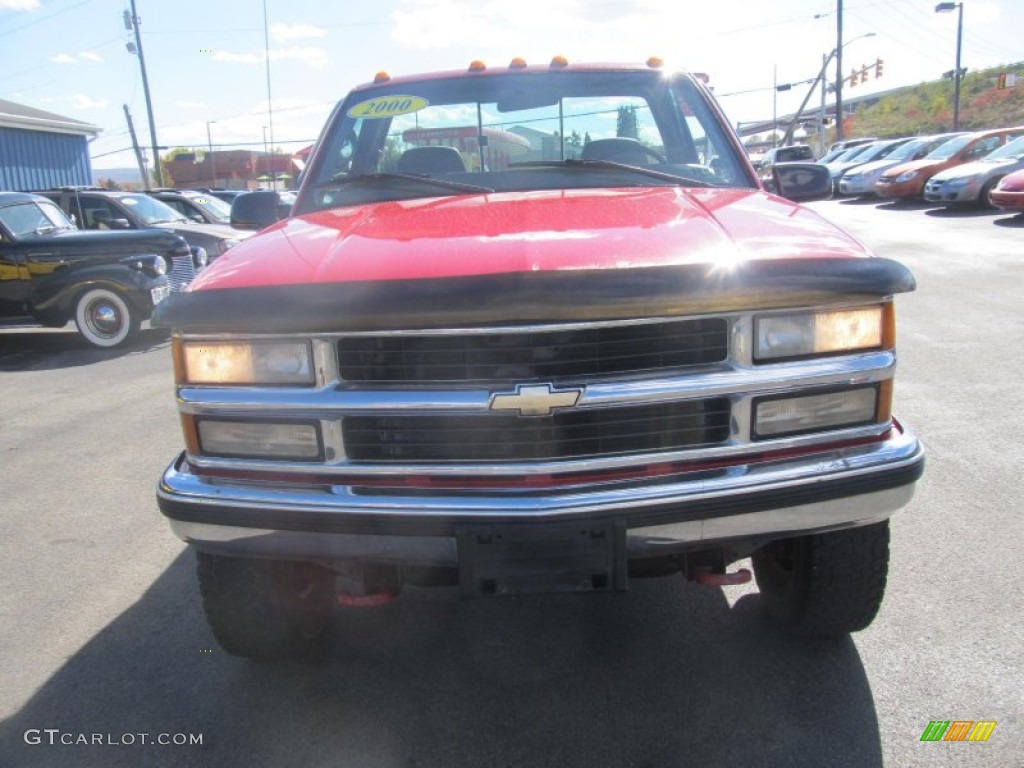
[155,60,923,660]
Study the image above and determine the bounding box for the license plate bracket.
[456,520,627,598]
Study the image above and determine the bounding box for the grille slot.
[337,318,729,384]
[167,253,197,292]
[343,398,731,463]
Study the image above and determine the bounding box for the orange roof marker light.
[550,55,569,69]
[509,57,528,69]
[468,60,487,72]
[647,57,664,69]
[373,71,391,83]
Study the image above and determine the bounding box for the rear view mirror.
[231,190,290,231]
[768,162,833,202]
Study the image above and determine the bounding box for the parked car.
[875,127,1024,200]
[754,144,814,179]
[153,61,923,660]
[826,137,877,155]
[838,134,964,196]
[923,135,1024,207]
[0,191,194,347]
[828,138,912,191]
[988,168,1024,212]
[194,187,246,205]
[37,188,242,260]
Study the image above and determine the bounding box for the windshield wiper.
[317,172,494,194]
[510,160,715,187]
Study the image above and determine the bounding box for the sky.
[1,0,1021,171]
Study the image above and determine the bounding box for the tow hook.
[336,563,402,607]
[695,568,752,586]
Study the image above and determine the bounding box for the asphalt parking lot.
[0,199,1021,767]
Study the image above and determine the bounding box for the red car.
[153,61,923,660]
[989,168,1024,212]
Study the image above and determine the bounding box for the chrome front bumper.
[158,425,924,565]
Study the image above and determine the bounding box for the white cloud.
[0,0,40,10]
[78,51,104,62]
[71,94,108,110]
[270,22,326,41]
[214,51,260,64]
[49,53,77,64]
[269,46,329,69]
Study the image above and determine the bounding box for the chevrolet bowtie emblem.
[489,384,583,417]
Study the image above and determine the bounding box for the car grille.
[167,253,197,292]
[342,398,732,462]
[337,318,729,384]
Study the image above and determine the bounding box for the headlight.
[123,254,167,277]
[219,238,241,254]
[894,170,919,183]
[196,419,322,460]
[754,386,878,438]
[191,246,208,268]
[179,340,314,385]
[755,307,883,362]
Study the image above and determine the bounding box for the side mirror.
[230,190,290,231]
[768,162,833,202]
[109,218,132,229]
[189,213,205,223]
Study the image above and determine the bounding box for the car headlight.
[894,170,919,183]
[177,340,314,385]
[753,386,878,438]
[191,246,208,269]
[219,238,241,254]
[196,419,322,460]
[123,254,167,277]
[755,306,884,362]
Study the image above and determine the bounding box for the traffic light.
[861,65,869,84]
[850,70,858,88]
[875,58,884,78]
[998,73,1007,89]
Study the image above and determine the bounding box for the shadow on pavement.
[873,200,939,212]
[837,197,883,205]
[0,326,170,372]
[992,212,1024,227]
[924,206,1000,219]
[0,553,882,768]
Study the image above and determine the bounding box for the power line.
[0,0,92,39]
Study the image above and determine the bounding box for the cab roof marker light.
[509,57,527,69]
[468,60,487,72]
[550,55,569,68]
[373,71,391,83]
[646,56,664,69]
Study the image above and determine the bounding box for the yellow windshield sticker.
[347,95,429,119]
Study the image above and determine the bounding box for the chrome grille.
[167,253,197,292]
[337,318,729,384]
[342,398,732,462]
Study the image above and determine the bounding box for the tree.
[616,106,638,138]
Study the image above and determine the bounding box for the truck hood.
[31,227,186,255]
[154,187,914,332]
[190,187,870,291]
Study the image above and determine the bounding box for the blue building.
[0,99,100,191]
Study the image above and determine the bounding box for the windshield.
[926,134,975,160]
[118,194,188,225]
[186,193,232,223]
[0,200,75,237]
[301,70,752,212]
[980,135,1024,161]
[882,138,927,162]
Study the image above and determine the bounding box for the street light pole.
[125,0,162,187]
[935,2,964,131]
[835,0,844,141]
[206,120,217,187]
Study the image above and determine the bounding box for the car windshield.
[831,145,872,163]
[302,69,753,212]
[0,200,75,237]
[186,193,232,223]
[926,134,975,160]
[118,194,188,225]
[980,135,1024,161]
[882,138,927,162]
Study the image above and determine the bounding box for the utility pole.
[124,0,162,187]
[835,0,844,142]
[122,103,149,189]
[206,120,217,187]
[819,53,828,157]
[262,0,275,185]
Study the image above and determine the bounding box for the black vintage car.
[0,191,195,347]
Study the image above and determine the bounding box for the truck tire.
[196,553,336,660]
[74,287,140,348]
[752,520,890,637]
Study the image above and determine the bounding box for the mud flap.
[456,520,627,597]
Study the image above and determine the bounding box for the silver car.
[923,135,1024,206]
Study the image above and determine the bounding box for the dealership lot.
[0,200,1021,767]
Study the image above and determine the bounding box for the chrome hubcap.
[88,302,121,337]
